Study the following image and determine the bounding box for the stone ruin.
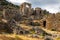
[46,13,60,32]
[19,2,49,20]
[0,2,60,34]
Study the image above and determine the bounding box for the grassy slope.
[0,34,60,40]
[0,34,44,40]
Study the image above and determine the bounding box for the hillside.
[0,0,19,10]
[0,1,60,40]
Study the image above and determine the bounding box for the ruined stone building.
[19,2,50,20]
[19,2,34,19]
[0,1,60,34]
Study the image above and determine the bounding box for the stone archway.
[20,31,24,34]
[20,2,31,17]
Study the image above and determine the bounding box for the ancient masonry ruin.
[0,2,60,34]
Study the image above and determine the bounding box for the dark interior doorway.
[20,31,24,34]
[43,21,46,27]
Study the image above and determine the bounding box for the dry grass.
[0,34,44,40]
[0,34,22,40]
[54,36,60,40]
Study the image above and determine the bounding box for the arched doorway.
[43,21,46,28]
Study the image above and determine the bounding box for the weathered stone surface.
[45,13,60,31]
[0,2,60,34]
[20,2,32,17]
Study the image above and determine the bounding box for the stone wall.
[2,9,22,21]
[46,13,60,32]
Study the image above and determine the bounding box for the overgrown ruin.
[0,0,60,35]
